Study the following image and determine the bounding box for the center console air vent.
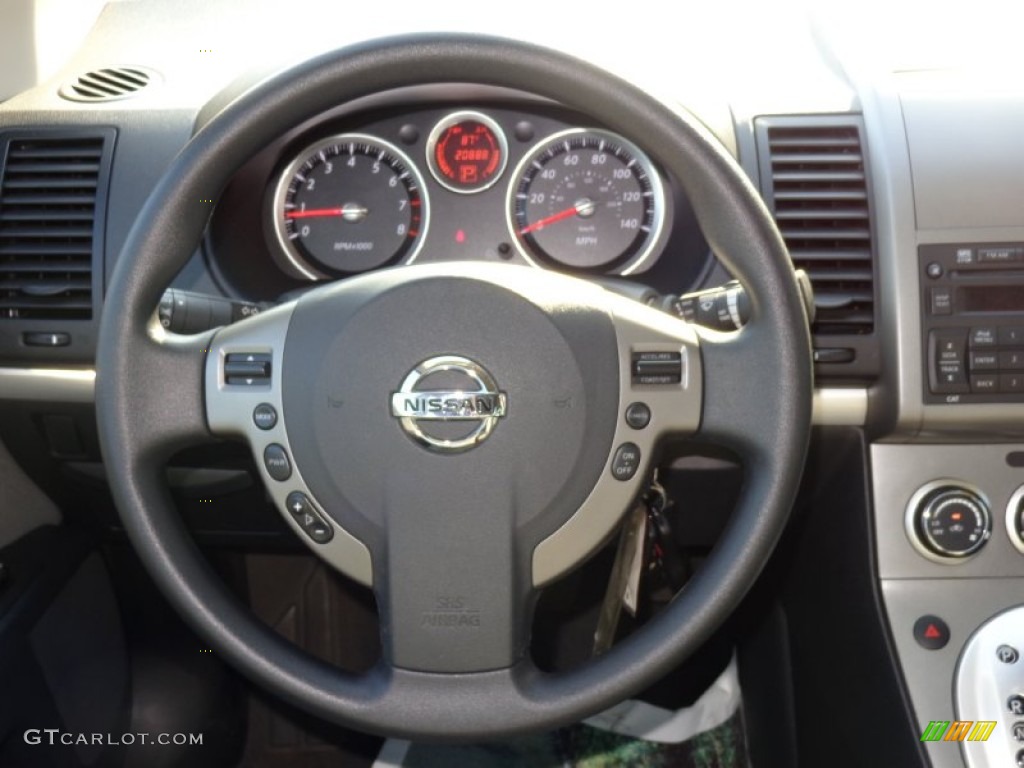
[0,134,109,321]
[756,117,875,334]
[754,115,879,377]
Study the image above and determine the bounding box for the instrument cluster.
[206,99,711,300]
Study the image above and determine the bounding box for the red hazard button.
[913,615,950,650]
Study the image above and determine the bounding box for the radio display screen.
[958,285,1024,313]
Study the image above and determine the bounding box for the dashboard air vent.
[756,117,875,336]
[0,135,106,320]
[59,67,155,103]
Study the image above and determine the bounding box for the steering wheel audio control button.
[624,402,651,430]
[263,444,292,481]
[253,403,277,430]
[224,352,272,385]
[285,492,334,544]
[611,443,641,481]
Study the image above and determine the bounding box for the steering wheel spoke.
[532,293,701,586]
[96,319,215,463]
[375,476,536,673]
[204,302,374,585]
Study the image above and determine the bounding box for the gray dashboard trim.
[902,79,1024,231]
[855,76,923,438]
[811,387,866,426]
[872,443,1024,580]
[0,367,96,403]
[0,368,866,427]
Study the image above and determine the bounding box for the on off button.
[611,443,641,482]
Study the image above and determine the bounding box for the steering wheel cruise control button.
[631,351,682,385]
[611,443,641,481]
[253,403,277,430]
[263,444,292,481]
[624,402,651,430]
[285,492,334,544]
[307,521,333,543]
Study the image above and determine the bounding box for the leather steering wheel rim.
[95,33,812,741]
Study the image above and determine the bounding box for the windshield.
[7,0,1019,111]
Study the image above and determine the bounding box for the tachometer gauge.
[271,134,428,279]
[507,129,666,273]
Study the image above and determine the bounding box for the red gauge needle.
[518,198,595,235]
[285,208,344,219]
[285,203,369,222]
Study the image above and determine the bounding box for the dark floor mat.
[380,707,749,768]
[237,553,382,768]
[233,552,749,768]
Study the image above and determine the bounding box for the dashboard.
[2,3,1024,767]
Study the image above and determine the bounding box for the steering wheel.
[95,34,811,741]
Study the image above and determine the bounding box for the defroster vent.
[59,67,156,103]
[0,134,110,321]
[756,117,876,336]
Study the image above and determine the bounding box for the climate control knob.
[1006,485,1024,555]
[907,483,991,561]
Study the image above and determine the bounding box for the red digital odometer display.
[427,112,508,193]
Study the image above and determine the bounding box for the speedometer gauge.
[271,134,428,279]
[507,129,666,273]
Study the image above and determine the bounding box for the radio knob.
[913,486,991,559]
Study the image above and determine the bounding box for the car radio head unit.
[921,243,1024,404]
